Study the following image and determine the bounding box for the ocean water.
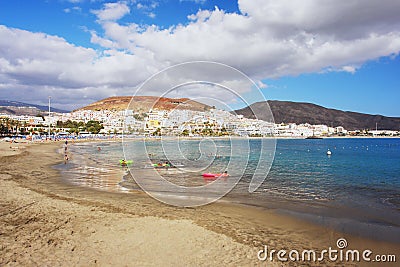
[57,138,400,242]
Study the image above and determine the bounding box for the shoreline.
[1,141,399,266]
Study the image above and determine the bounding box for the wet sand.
[0,141,399,266]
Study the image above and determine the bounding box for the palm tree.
[4,117,10,134]
[0,118,7,135]
[15,120,20,135]
[6,118,17,135]
[22,121,28,135]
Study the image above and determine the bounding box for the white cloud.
[340,66,357,74]
[0,25,163,109]
[256,81,268,89]
[180,0,206,4]
[1,0,400,109]
[136,2,159,10]
[92,2,130,21]
[90,0,400,82]
[64,6,82,13]
[135,1,159,19]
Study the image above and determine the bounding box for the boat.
[202,173,217,178]
[306,136,323,139]
[327,150,332,155]
[119,159,133,165]
[144,161,184,169]
[306,130,323,139]
[152,163,172,168]
[202,173,229,178]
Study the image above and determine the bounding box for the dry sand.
[0,141,398,266]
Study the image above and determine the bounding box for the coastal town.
[1,103,399,139]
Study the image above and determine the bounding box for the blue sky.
[0,0,399,116]
[0,1,239,47]
[264,57,400,115]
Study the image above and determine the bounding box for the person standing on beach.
[64,140,68,152]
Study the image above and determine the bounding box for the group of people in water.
[153,161,172,168]
[64,142,104,164]
[64,140,69,164]
[63,142,229,180]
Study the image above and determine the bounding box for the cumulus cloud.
[92,0,400,80]
[1,0,400,109]
[91,2,130,22]
[239,0,400,40]
[0,25,163,109]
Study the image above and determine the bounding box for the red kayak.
[202,173,229,179]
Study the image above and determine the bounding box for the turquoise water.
[59,138,400,242]
[264,138,400,205]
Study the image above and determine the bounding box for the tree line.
[56,120,104,134]
[0,117,104,136]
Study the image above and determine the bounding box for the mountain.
[0,100,69,115]
[234,100,400,131]
[76,96,211,112]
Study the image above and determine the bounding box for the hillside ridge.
[75,96,211,112]
[234,100,400,131]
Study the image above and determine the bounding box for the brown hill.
[234,100,400,131]
[76,96,211,112]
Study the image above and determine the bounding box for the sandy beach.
[0,141,399,266]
